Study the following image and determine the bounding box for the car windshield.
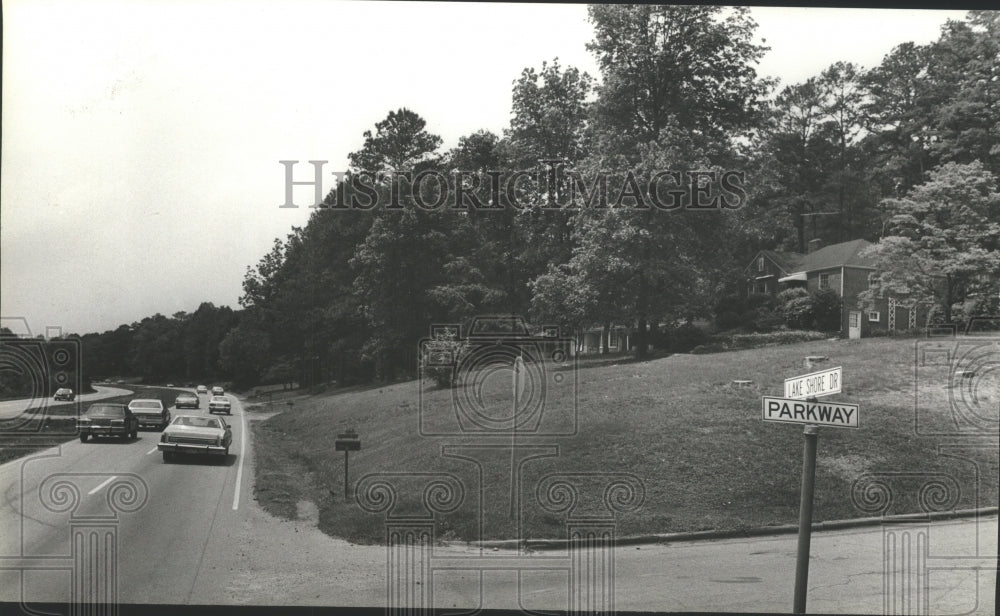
[129,400,161,409]
[86,405,124,417]
[211,396,228,402]
[173,416,221,429]
[56,389,71,394]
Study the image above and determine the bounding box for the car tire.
[130,427,138,439]
[162,451,171,463]
[80,434,88,443]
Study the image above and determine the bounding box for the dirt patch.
[822,453,876,482]
[296,499,320,524]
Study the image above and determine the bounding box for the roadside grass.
[0,385,179,465]
[252,336,999,544]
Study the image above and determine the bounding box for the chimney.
[807,239,823,254]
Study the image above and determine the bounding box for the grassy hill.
[251,336,999,544]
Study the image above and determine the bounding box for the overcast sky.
[0,1,969,336]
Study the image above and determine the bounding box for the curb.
[474,506,999,551]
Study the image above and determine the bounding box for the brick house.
[744,239,931,338]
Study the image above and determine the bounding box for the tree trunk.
[601,321,611,355]
[944,274,954,323]
[635,268,649,359]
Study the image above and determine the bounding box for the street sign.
[334,430,361,499]
[783,366,842,400]
[762,396,859,429]
[335,431,361,451]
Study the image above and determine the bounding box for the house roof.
[749,239,877,277]
[761,250,802,274]
[795,239,875,272]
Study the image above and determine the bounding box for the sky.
[0,1,970,337]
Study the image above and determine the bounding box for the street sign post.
[783,366,842,400]
[335,430,361,500]
[766,367,858,614]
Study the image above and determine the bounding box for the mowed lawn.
[251,336,999,544]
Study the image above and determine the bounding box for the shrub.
[690,342,727,354]
[811,289,841,331]
[716,310,742,331]
[419,333,469,388]
[729,330,829,348]
[714,293,778,331]
[666,323,710,352]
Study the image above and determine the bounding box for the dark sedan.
[78,404,138,442]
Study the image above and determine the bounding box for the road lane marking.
[146,446,158,455]
[88,476,117,495]
[232,408,247,511]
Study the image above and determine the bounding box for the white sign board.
[784,366,842,400]
[762,396,859,429]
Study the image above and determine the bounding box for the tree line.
[69,7,1000,389]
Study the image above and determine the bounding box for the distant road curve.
[0,385,133,420]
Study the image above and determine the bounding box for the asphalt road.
[0,384,134,420]
[0,389,250,605]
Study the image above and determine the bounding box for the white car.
[208,395,231,415]
[158,414,232,462]
[127,398,170,430]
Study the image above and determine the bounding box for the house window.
[757,257,765,272]
[757,281,767,294]
[819,273,830,290]
[849,312,861,328]
[868,273,877,289]
[868,312,880,322]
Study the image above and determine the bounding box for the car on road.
[208,395,231,415]
[78,403,138,442]
[128,398,171,430]
[196,385,208,394]
[211,386,225,396]
[174,392,200,409]
[158,414,232,462]
[53,388,75,401]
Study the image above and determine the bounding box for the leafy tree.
[348,109,449,380]
[507,59,593,167]
[587,4,772,151]
[506,60,594,293]
[348,108,443,173]
[577,5,772,357]
[860,161,1000,322]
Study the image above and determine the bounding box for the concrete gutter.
[474,506,999,551]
